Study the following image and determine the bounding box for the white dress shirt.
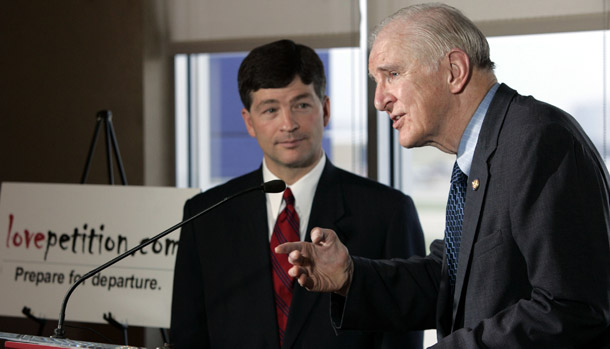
[263,154,326,241]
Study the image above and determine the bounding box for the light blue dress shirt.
[456,83,500,176]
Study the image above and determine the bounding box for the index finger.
[274,241,303,255]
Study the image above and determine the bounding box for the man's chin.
[398,137,418,149]
[283,159,315,169]
[279,154,320,169]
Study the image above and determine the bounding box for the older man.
[277,3,610,347]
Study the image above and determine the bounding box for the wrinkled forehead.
[369,26,413,73]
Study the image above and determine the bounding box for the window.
[175,47,367,189]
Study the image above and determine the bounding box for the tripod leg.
[107,118,128,185]
[123,327,129,346]
[105,120,115,184]
[81,117,103,184]
[159,328,169,345]
[82,110,128,185]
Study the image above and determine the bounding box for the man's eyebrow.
[369,65,398,81]
[377,64,401,73]
[253,92,315,111]
[290,93,314,103]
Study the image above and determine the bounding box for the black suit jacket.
[332,84,610,347]
[170,160,426,348]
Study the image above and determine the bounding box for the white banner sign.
[0,182,200,328]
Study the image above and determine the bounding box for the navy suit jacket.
[332,84,610,347]
[170,160,426,348]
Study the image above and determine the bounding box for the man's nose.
[280,110,299,132]
[374,83,393,112]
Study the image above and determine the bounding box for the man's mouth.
[278,137,304,146]
[391,114,404,128]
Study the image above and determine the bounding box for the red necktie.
[269,188,300,346]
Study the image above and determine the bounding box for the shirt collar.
[262,154,326,239]
[456,83,499,176]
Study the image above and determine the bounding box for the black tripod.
[81,110,128,185]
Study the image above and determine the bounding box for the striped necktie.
[444,161,467,290]
[269,188,300,346]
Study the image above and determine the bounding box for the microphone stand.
[103,312,128,345]
[22,306,47,336]
[52,180,285,339]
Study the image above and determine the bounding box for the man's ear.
[241,108,256,137]
[322,96,331,127]
[446,49,470,94]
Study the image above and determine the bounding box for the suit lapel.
[308,161,349,242]
[452,84,516,327]
[232,171,281,346]
[282,160,348,347]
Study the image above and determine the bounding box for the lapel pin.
[471,179,480,191]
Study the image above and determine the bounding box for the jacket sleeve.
[331,239,444,333]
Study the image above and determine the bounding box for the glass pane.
[176,47,367,189]
[490,30,609,161]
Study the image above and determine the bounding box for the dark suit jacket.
[170,160,426,348]
[332,84,610,347]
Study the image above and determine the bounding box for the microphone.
[52,179,285,339]
[262,179,287,193]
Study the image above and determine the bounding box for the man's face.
[241,77,330,175]
[369,25,450,150]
